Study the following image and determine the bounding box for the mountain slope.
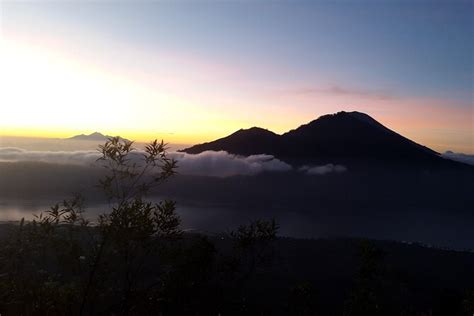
[278,111,439,163]
[182,111,456,167]
[183,127,279,156]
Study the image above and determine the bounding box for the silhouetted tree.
[288,281,319,316]
[0,137,280,315]
[463,289,474,315]
[344,240,387,316]
[0,137,180,315]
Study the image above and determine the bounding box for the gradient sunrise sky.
[0,1,472,153]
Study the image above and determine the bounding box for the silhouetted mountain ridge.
[184,127,279,156]
[182,111,459,168]
[67,132,130,142]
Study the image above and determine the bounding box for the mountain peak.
[182,126,279,155]
[67,132,129,142]
[304,111,376,124]
[182,111,450,167]
[233,127,278,136]
[303,111,391,134]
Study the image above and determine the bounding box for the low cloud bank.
[0,147,352,177]
[0,147,292,177]
[171,151,292,177]
[0,147,100,165]
[299,164,347,175]
[441,151,474,166]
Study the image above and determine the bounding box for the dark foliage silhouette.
[0,137,279,315]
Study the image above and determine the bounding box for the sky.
[0,0,472,153]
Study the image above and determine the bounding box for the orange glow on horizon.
[1,32,472,154]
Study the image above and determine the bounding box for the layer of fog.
[0,147,346,177]
[299,164,347,175]
[1,147,473,249]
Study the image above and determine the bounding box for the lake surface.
[1,197,472,251]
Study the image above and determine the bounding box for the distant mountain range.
[67,132,130,142]
[182,111,462,168]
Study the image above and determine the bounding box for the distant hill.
[67,132,130,142]
[182,111,462,168]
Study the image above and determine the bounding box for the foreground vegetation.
[0,138,472,315]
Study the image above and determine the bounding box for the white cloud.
[0,147,100,165]
[299,164,347,175]
[170,151,292,177]
[0,147,292,177]
[441,151,474,166]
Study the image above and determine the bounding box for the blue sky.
[1,0,472,152]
